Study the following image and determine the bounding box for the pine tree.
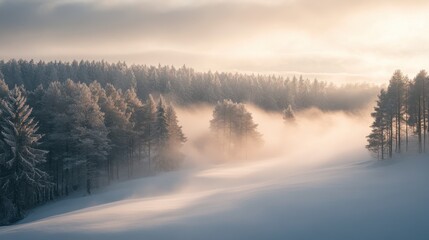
[387,70,406,153]
[165,103,187,169]
[90,81,130,181]
[66,82,110,194]
[153,97,170,171]
[235,103,262,159]
[408,70,427,153]
[0,78,9,99]
[42,81,69,196]
[166,104,186,147]
[123,88,143,177]
[367,90,389,159]
[139,94,157,172]
[0,87,50,223]
[282,104,295,122]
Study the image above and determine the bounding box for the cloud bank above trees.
[0,0,428,83]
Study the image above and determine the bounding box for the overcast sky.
[1,0,428,83]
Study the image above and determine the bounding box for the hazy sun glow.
[0,0,428,83]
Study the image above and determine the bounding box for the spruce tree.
[0,78,9,99]
[166,104,186,147]
[140,94,157,171]
[282,104,295,122]
[165,104,187,169]
[367,90,389,159]
[154,97,170,171]
[67,82,110,194]
[0,87,50,223]
[387,70,406,153]
[123,88,143,177]
[90,81,130,181]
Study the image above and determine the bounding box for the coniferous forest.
[0,60,378,111]
[0,77,187,224]
[0,59,379,225]
[367,70,429,159]
[2,1,429,239]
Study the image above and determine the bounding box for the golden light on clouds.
[0,0,428,83]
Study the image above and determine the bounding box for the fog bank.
[177,104,372,170]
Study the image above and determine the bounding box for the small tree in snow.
[282,104,295,122]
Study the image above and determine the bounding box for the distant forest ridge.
[0,59,379,111]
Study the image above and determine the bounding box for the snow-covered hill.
[1,108,428,240]
[1,153,429,240]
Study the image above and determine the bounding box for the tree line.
[367,70,429,159]
[0,59,379,112]
[0,78,186,225]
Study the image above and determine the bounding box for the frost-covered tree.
[408,70,428,153]
[122,88,143,177]
[90,82,130,181]
[158,103,187,170]
[138,94,157,171]
[153,97,170,171]
[0,87,49,223]
[40,80,110,195]
[124,88,143,116]
[210,99,262,159]
[387,70,407,153]
[0,78,9,99]
[282,104,295,122]
[367,90,390,159]
[366,70,429,159]
[0,59,380,112]
[66,82,110,194]
[40,81,69,195]
[166,104,186,148]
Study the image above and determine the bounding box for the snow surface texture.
[1,107,429,240]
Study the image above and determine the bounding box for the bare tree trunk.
[55,157,60,197]
[61,160,65,196]
[405,84,409,152]
[423,80,427,153]
[86,178,91,195]
[148,141,151,174]
[389,115,393,158]
[418,97,422,153]
[65,169,69,196]
[128,144,132,179]
[229,108,232,155]
[397,87,401,153]
[116,158,119,180]
[405,116,408,152]
[106,157,111,185]
[107,157,112,185]
[14,184,21,219]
